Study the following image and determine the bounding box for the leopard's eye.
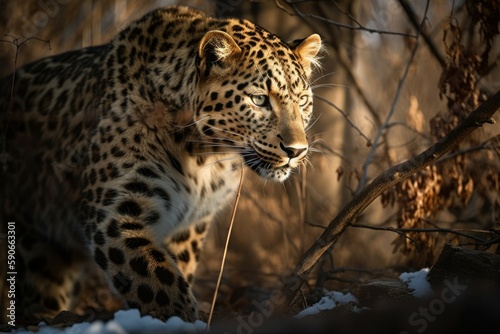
[251,94,269,107]
[299,95,310,107]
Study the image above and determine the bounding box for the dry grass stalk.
[206,165,245,330]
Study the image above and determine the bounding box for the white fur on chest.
[149,153,241,243]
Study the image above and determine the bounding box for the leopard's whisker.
[311,71,337,85]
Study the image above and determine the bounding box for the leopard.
[0,6,321,323]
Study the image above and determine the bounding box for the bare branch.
[349,223,491,243]
[275,87,500,314]
[398,0,446,68]
[280,0,417,38]
[325,266,396,283]
[357,1,430,193]
[461,237,500,249]
[328,266,393,275]
[436,138,500,164]
[328,41,382,128]
[307,219,422,248]
[315,95,372,145]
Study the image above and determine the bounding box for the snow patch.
[11,309,207,334]
[399,268,433,298]
[294,291,358,319]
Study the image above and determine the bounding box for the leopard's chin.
[242,153,292,181]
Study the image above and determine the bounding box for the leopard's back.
[1,45,108,243]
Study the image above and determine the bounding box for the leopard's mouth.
[242,150,293,181]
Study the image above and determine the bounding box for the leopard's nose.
[279,142,308,159]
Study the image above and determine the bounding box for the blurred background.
[1,0,499,316]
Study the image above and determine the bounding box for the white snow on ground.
[294,291,359,319]
[294,268,434,319]
[11,309,207,334]
[399,268,433,298]
[10,270,434,332]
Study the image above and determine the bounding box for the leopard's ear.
[197,30,241,76]
[292,33,322,75]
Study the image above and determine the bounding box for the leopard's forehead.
[222,20,311,98]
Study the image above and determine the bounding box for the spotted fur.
[0,6,321,322]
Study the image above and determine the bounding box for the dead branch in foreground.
[275,90,500,314]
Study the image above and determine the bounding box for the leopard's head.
[194,24,321,181]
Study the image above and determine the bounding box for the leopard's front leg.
[81,171,198,321]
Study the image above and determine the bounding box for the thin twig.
[315,95,372,145]
[436,141,500,164]
[305,219,422,252]
[398,0,447,68]
[324,277,362,284]
[357,1,430,193]
[284,1,417,38]
[331,0,365,29]
[328,42,382,129]
[349,223,491,243]
[461,237,500,249]
[206,166,244,330]
[328,266,393,275]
